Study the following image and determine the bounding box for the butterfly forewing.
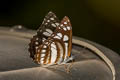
[29,11,59,60]
[37,11,60,38]
[54,16,72,63]
[60,16,72,60]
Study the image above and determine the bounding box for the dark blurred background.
[0,0,120,54]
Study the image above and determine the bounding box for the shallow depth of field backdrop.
[0,0,120,54]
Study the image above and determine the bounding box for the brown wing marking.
[43,42,51,64]
[60,16,72,57]
[34,45,43,64]
[54,41,60,64]
[54,39,65,61]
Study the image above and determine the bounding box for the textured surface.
[0,27,120,80]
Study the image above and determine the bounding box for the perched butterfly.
[28,11,74,67]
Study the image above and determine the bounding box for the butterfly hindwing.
[29,35,40,59]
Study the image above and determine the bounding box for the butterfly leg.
[63,60,74,74]
[54,64,59,69]
[66,59,74,73]
[63,56,74,73]
[64,64,70,73]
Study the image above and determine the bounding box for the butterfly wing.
[60,16,72,62]
[33,16,72,65]
[37,11,60,38]
[28,11,60,60]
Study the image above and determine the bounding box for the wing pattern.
[29,12,60,60]
[29,12,73,66]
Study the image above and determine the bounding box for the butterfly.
[28,11,74,67]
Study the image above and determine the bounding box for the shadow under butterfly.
[28,11,74,68]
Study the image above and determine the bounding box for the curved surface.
[0,27,120,80]
[0,60,112,80]
[72,37,116,80]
